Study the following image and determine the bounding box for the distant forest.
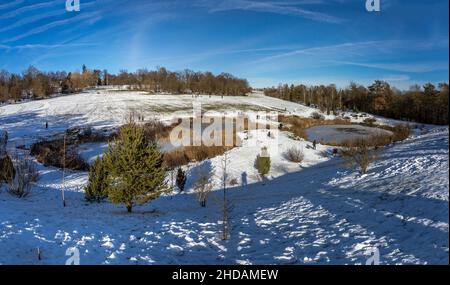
[1,66,448,125]
[264,81,449,125]
[0,65,251,102]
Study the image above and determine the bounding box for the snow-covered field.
[0,89,448,264]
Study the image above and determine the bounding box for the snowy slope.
[0,128,447,264]
[0,90,447,264]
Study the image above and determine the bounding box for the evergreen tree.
[103,122,168,212]
[85,157,108,202]
[255,148,271,178]
[176,167,187,193]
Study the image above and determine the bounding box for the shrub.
[311,112,325,120]
[284,146,304,163]
[103,122,169,212]
[30,140,89,171]
[229,178,239,186]
[164,150,189,169]
[85,157,108,202]
[143,120,175,142]
[7,153,38,198]
[363,117,377,126]
[341,138,377,174]
[255,148,271,177]
[391,124,411,142]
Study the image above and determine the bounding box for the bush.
[7,153,38,198]
[143,120,175,142]
[229,178,239,186]
[363,118,377,126]
[284,146,304,163]
[30,140,89,171]
[391,124,411,142]
[164,150,189,169]
[103,122,169,212]
[255,148,271,177]
[85,157,108,202]
[311,112,325,120]
[341,138,377,174]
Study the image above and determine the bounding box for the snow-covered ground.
[0,89,448,264]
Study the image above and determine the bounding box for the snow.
[0,89,448,264]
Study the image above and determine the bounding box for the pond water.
[305,124,393,144]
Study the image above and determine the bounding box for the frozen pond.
[306,124,393,144]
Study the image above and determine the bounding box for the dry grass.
[164,145,233,168]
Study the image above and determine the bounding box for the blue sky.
[0,0,448,89]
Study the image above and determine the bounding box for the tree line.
[264,80,449,125]
[0,65,251,103]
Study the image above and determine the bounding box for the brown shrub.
[284,146,304,163]
[30,139,89,171]
[164,150,189,169]
[341,138,378,174]
[143,120,176,142]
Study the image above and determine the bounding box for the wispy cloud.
[0,0,61,20]
[2,12,102,43]
[337,61,449,73]
[0,0,24,11]
[0,10,66,33]
[252,39,449,65]
[196,0,344,23]
[0,1,98,33]
[0,43,97,50]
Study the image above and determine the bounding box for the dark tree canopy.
[264,81,449,125]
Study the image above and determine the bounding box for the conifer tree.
[85,157,108,202]
[175,167,187,193]
[255,147,271,178]
[103,122,168,212]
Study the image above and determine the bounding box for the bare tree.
[341,139,378,175]
[218,153,232,240]
[7,151,38,198]
[194,169,213,207]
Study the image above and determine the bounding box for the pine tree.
[255,148,271,178]
[176,167,187,193]
[103,122,168,212]
[84,157,108,202]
